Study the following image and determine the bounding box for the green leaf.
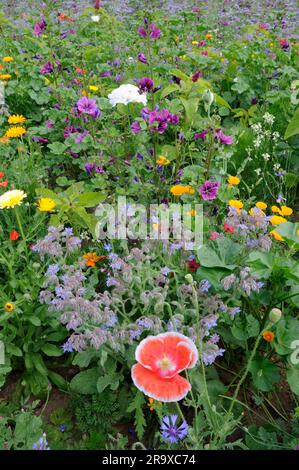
[214,94,232,110]
[284,108,299,139]
[287,366,299,395]
[249,356,280,392]
[96,373,118,393]
[275,318,299,355]
[31,354,48,376]
[197,238,241,270]
[276,221,299,248]
[28,316,41,326]
[160,83,180,99]
[41,343,63,357]
[72,349,99,368]
[127,391,146,440]
[232,314,260,341]
[48,371,67,390]
[6,344,22,357]
[47,142,67,155]
[248,251,275,278]
[169,68,190,82]
[70,368,98,394]
[77,192,105,208]
[180,97,199,124]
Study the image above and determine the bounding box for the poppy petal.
[157,332,198,369]
[131,363,191,402]
[135,335,165,370]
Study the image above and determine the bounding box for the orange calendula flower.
[279,206,293,216]
[256,201,267,210]
[206,34,213,39]
[270,215,287,225]
[170,185,195,196]
[229,200,243,212]
[270,230,284,241]
[156,155,170,166]
[83,252,107,267]
[227,176,240,186]
[131,332,198,402]
[262,330,275,342]
[0,136,10,144]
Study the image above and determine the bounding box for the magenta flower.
[33,19,47,36]
[192,70,203,82]
[137,53,148,64]
[40,62,53,75]
[138,77,154,93]
[194,129,209,140]
[75,131,89,143]
[76,97,98,116]
[149,23,161,39]
[131,121,142,134]
[215,129,233,145]
[199,180,219,201]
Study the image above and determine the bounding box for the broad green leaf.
[249,356,280,392]
[284,108,299,139]
[70,368,98,394]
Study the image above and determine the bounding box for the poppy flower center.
[157,354,176,376]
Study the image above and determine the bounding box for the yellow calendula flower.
[186,209,197,216]
[3,56,13,62]
[279,206,293,216]
[156,155,170,166]
[0,74,11,80]
[271,205,280,213]
[270,215,287,225]
[192,40,199,45]
[89,85,99,92]
[5,126,26,138]
[0,189,27,209]
[256,201,267,210]
[297,229,299,236]
[4,302,14,312]
[37,198,56,212]
[8,114,26,125]
[229,200,243,211]
[170,185,195,196]
[270,230,284,241]
[227,176,240,186]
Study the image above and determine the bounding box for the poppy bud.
[269,307,282,324]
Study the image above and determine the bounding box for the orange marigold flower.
[131,332,198,402]
[262,330,275,342]
[83,252,107,267]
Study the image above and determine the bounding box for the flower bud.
[202,89,214,106]
[185,273,194,285]
[269,307,282,324]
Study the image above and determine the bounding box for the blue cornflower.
[161,415,188,444]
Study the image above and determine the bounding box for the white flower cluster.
[108,84,147,107]
[263,112,275,125]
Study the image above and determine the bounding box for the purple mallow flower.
[138,77,154,93]
[76,97,99,116]
[40,62,53,75]
[131,121,142,134]
[137,53,147,64]
[161,415,188,444]
[33,19,47,36]
[199,180,219,201]
[215,128,233,145]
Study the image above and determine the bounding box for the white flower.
[262,153,271,161]
[108,84,147,107]
[91,15,100,22]
[263,112,275,125]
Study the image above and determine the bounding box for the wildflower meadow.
[0,0,299,457]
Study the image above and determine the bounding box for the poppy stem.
[175,401,185,423]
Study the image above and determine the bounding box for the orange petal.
[131,363,191,402]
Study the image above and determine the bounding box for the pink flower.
[214,129,233,145]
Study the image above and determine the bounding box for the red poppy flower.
[186,260,200,272]
[0,171,5,179]
[131,332,198,402]
[0,180,8,187]
[10,230,19,241]
[224,223,234,234]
